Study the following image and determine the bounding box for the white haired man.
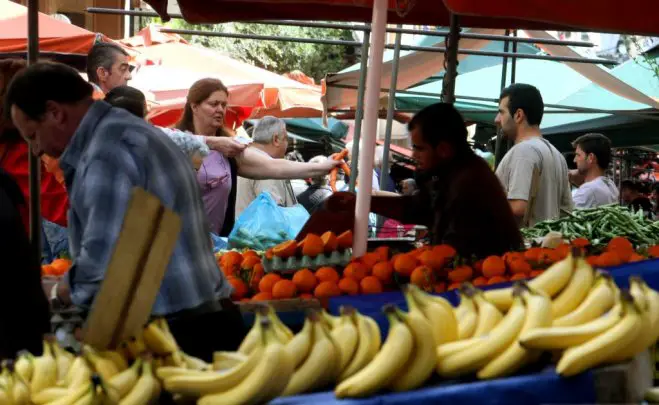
[235,116,297,217]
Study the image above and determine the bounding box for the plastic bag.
[229,192,310,251]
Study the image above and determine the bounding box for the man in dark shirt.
[621,180,653,219]
[326,103,523,258]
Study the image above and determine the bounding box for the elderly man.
[235,116,297,217]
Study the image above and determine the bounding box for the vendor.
[325,103,523,258]
[569,133,619,209]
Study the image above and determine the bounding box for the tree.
[160,20,357,82]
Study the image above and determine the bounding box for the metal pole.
[348,27,370,192]
[441,14,460,104]
[377,25,402,230]
[507,30,519,150]
[494,30,511,168]
[28,0,41,261]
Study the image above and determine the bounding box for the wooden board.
[82,188,181,350]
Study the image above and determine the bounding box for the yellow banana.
[211,352,246,371]
[164,344,264,397]
[551,257,594,318]
[412,285,456,315]
[31,386,70,404]
[455,286,478,339]
[51,343,74,383]
[118,360,160,405]
[362,316,382,358]
[285,315,313,369]
[320,308,341,330]
[67,357,93,389]
[154,367,206,381]
[437,337,485,360]
[99,351,128,373]
[142,322,178,355]
[72,390,93,405]
[14,352,33,384]
[553,272,616,327]
[282,314,338,396]
[109,358,141,398]
[472,289,504,337]
[181,353,210,371]
[30,340,58,394]
[405,285,457,345]
[12,373,30,405]
[265,305,294,342]
[82,346,119,382]
[630,276,648,310]
[389,306,435,392]
[556,291,643,376]
[330,308,359,374]
[44,382,93,405]
[485,251,574,311]
[645,386,659,403]
[237,311,264,355]
[339,313,378,381]
[335,305,414,398]
[197,319,295,405]
[437,291,527,378]
[122,336,147,361]
[478,284,553,379]
[0,387,9,405]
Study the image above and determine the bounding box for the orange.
[508,259,531,274]
[228,276,248,300]
[314,281,342,299]
[344,262,368,282]
[554,244,570,260]
[41,264,56,276]
[321,231,339,253]
[360,276,383,294]
[597,251,622,268]
[447,282,461,291]
[629,253,645,262]
[241,255,261,271]
[373,245,390,262]
[251,292,273,301]
[299,234,324,257]
[472,276,487,287]
[49,259,71,276]
[586,256,599,267]
[418,250,445,270]
[359,253,380,271]
[487,275,508,285]
[410,266,434,289]
[292,268,318,293]
[338,278,360,295]
[510,272,529,281]
[482,256,506,278]
[336,230,353,249]
[372,261,394,284]
[272,279,297,299]
[249,263,265,290]
[432,244,456,260]
[503,252,524,266]
[523,247,543,263]
[242,250,259,259]
[220,251,243,275]
[409,246,430,259]
[272,240,297,258]
[529,269,545,277]
[447,265,473,283]
[433,282,447,293]
[258,273,282,294]
[571,237,590,248]
[299,293,314,300]
[607,237,633,262]
[393,254,417,277]
[648,245,659,258]
[315,267,340,284]
[265,248,274,260]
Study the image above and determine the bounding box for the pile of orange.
[265,230,353,260]
[42,258,72,277]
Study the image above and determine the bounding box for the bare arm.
[509,199,529,223]
[372,190,400,197]
[236,147,340,180]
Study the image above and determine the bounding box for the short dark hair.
[86,42,129,85]
[105,86,147,118]
[408,103,468,150]
[4,62,93,121]
[572,133,612,170]
[499,83,544,126]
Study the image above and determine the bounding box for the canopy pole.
[353,0,388,257]
[349,25,371,192]
[507,30,518,150]
[441,14,460,103]
[28,0,42,262]
[377,25,403,230]
[494,29,511,167]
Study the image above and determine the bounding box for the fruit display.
[41,258,72,277]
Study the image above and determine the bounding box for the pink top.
[197,151,233,234]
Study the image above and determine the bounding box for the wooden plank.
[118,206,181,345]
[82,188,163,350]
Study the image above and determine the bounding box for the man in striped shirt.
[6,62,245,360]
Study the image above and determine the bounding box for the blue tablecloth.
[270,367,596,405]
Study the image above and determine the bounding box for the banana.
[182,353,210,371]
[142,322,178,355]
[99,351,128,373]
[164,344,264,396]
[31,340,58,394]
[82,346,119,382]
[237,311,264,355]
[211,352,246,371]
[339,313,379,381]
[320,309,341,330]
[118,360,160,405]
[478,284,553,379]
[67,357,93,389]
[645,386,659,403]
[285,315,313,369]
[335,305,414,398]
[122,337,147,361]
[45,382,93,405]
[485,251,575,311]
[154,367,206,381]
[551,257,594,318]
[437,291,527,378]
[0,387,9,405]
[437,337,486,360]
[519,300,622,350]
[330,308,359,374]
[109,358,141,398]
[14,352,33,384]
[552,272,616,327]
[455,286,478,339]
[265,305,294,342]
[413,286,456,315]
[405,285,457,345]
[72,390,93,405]
[389,306,435,392]
[630,276,648,310]
[32,386,70,404]
[556,291,643,376]
[12,373,30,405]
[607,281,659,363]
[52,343,74,383]
[282,313,338,396]
[197,319,295,405]
[472,289,504,337]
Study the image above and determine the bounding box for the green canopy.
[245,117,348,142]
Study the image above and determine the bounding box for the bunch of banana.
[454,286,478,339]
[237,305,294,356]
[405,285,457,345]
[0,360,29,405]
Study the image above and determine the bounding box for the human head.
[571,133,612,176]
[495,83,544,141]
[407,103,469,172]
[5,62,93,158]
[400,178,417,196]
[86,42,132,93]
[105,86,147,118]
[0,58,27,140]
[176,78,229,137]
[252,116,289,158]
[308,155,329,186]
[620,180,640,204]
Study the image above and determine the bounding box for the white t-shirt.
[572,176,619,209]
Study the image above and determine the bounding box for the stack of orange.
[41,258,72,277]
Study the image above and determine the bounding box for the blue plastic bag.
[229,192,310,251]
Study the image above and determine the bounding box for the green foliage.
[165,21,357,81]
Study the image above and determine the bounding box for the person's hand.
[205,137,247,158]
[324,191,356,212]
[319,159,342,173]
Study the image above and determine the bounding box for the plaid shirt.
[60,101,232,315]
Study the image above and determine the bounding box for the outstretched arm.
[236,147,340,180]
